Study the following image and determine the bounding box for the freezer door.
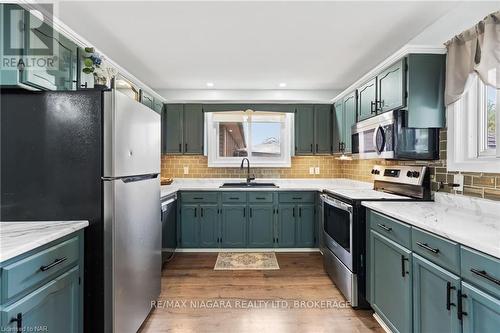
[104,90,161,177]
[104,176,161,333]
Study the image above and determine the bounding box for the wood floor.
[139,252,383,333]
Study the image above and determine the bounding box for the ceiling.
[56,1,460,91]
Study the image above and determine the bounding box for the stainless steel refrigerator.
[102,89,161,333]
[1,88,161,333]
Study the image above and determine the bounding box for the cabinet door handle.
[377,224,392,232]
[299,207,302,217]
[250,208,253,218]
[292,207,295,217]
[201,207,204,217]
[370,101,377,114]
[185,143,188,152]
[179,143,182,152]
[10,313,22,331]
[243,208,245,217]
[310,144,313,152]
[458,290,467,320]
[470,269,500,286]
[401,255,409,277]
[416,241,440,254]
[40,257,68,272]
[194,208,197,217]
[446,282,456,310]
[316,143,318,152]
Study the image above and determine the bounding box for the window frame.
[448,74,500,172]
[205,111,294,168]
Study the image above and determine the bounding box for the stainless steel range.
[320,164,431,308]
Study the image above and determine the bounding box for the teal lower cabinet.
[248,205,274,248]
[412,254,461,333]
[461,282,500,333]
[296,204,315,247]
[199,204,219,248]
[278,204,296,247]
[370,230,412,333]
[180,204,199,247]
[221,205,247,248]
[0,231,83,332]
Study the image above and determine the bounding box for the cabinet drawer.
[248,192,274,203]
[181,192,218,203]
[221,192,247,203]
[461,246,500,298]
[1,237,79,302]
[411,227,460,275]
[368,210,411,248]
[279,192,315,203]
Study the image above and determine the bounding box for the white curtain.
[445,11,500,106]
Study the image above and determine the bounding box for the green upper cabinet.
[357,78,377,121]
[295,104,315,155]
[461,281,500,333]
[314,104,332,154]
[248,205,274,248]
[342,92,357,153]
[332,100,344,153]
[164,104,184,154]
[377,58,406,113]
[406,54,445,128]
[412,254,461,333]
[198,204,219,248]
[370,230,412,333]
[221,204,247,248]
[140,90,154,109]
[183,104,204,154]
[296,204,315,247]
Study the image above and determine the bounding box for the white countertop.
[0,220,89,263]
[362,193,500,258]
[161,178,372,198]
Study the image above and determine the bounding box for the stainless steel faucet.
[240,158,255,184]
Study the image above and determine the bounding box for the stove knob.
[371,169,376,174]
[406,171,412,177]
[375,170,380,175]
[412,171,420,178]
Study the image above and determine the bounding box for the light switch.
[315,167,320,174]
[309,167,314,175]
[183,166,189,175]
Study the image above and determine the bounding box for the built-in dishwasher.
[161,193,177,263]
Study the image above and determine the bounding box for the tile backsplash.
[161,129,500,201]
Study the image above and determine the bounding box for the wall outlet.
[183,166,189,175]
[315,167,320,175]
[453,174,464,192]
[309,167,315,175]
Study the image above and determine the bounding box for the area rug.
[214,252,280,270]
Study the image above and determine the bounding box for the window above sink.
[205,110,293,167]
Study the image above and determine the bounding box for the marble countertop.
[362,193,500,258]
[161,178,372,198]
[0,220,89,263]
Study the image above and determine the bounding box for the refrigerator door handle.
[102,173,159,182]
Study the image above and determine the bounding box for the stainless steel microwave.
[351,110,439,160]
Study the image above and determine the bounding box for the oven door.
[321,194,353,270]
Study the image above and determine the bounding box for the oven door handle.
[320,195,353,213]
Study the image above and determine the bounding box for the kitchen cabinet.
[221,205,247,248]
[163,104,204,155]
[248,205,274,248]
[0,232,83,332]
[377,58,406,113]
[296,204,315,247]
[412,254,461,333]
[332,100,344,153]
[357,78,377,121]
[342,92,357,153]
[198,205,219,248]
[461,281,500,333]
[179,204,199,247]
[295,104,333,155]
[370,230,412,333]
[278,204,296,247]
[295,105,315,155]
[314,105,333,154]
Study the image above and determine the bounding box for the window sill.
[207,159,291,168]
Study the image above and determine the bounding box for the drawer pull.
[446,282,456,310]
[255,197,266,200]
[377,224,392,232]
[292,197,302,200]
[470,269,500,286]
[416,241,440,254]
[229,197,239,200]
[40,256,68,272]
[193,197,203,200]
